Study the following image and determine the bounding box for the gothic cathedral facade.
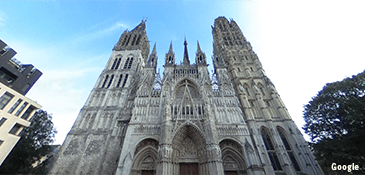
[49,17,323,175]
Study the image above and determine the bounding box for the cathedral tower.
[49,18,323,175]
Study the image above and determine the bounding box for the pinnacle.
[169,41,173,53]
[197,41,202,52]
[152,42,157,54]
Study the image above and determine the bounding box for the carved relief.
[141,156,155,170]
[223,156,238,170]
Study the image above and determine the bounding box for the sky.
[1,0,365,145]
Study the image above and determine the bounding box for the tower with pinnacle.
[49,17,323,175]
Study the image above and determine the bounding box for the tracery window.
[277,127,301,171]
[261,128,282,171]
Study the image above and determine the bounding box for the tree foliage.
[303,71,365,174]
[0,110,57,174]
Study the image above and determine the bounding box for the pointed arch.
[219,139,246,174]
[131,138,159,175]
[243,83,250,96]
[277,126,301,171]
[261,127,282,171]
[171,122,207,163]
[174,79,199,99]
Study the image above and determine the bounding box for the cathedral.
[49,17,323,175]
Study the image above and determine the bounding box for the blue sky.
[1,1,365,144]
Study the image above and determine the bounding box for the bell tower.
[212,16,323,175]
[49,20,151,175]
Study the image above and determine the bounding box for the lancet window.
[116,74,123,88]
[111,59,118,69]
[260,87,264,96]
[106,75,114,88]
[115,58,121,69]
[277,127,301,171]
[123,58,130,69]
[261,128,282,171]
[101,75,109,88]
[122,74,128,88]
[127,57,134,69]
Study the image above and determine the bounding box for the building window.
[101,75,109,88]
[0,117,7,127]
[261,128,282,171]
[0,140,3,147]
[115,58,122,69]
[250,67,254,71]
[111,58,118,69]
[122,74,128,88]
[9,123,22,136]
[266,101,271,107]
[116,74,123,88]
[21,105,36,120]
[123,58,130,69]
[237,68,241,72]
[0,92,14,110]
[245,87,250,96]
[127,57,134,69]
[15,102,28,116]
[8,99,22,114]
[106,75,114,88]
[260,87,266,96]
[0,68,18,85]
[277,127,301,171]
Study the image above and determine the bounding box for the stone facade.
[49,17,323,175]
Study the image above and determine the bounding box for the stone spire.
[183,37,190,65]
[196,41,206,65]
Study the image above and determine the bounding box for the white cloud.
[72,21,128,46]
[256,0,365,140]
[0,11,7,26]
[27,68,101,144]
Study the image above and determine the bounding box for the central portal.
[180,163,199,175]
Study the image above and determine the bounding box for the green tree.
[303,71,365,174]
[0,110,57,174]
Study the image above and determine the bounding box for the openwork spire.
[183,37,190,65]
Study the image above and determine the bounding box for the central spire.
[183,36,190,65]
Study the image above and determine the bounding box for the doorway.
[180,163,199,175]
[142,170,154,175]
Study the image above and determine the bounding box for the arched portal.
[130,139,159,175]
[219,139,247,175]
[171,123,207,175]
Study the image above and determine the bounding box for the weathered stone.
[49,17,323,175]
